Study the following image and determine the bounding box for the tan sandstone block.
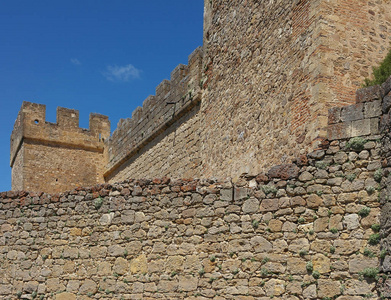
[317,279,340,298]
[268,219,283,232]
[56,292,76,300]
[130,254,148,274]
[313,254,330,273]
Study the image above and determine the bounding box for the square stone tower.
[10,102,110,193]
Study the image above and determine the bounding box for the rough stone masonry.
[10,0,391,193]
[2,80,391,299]
[5,0,391,299]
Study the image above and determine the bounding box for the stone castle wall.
[104,48,203,183]
[10,102,110,193]
[198,0,391,179]
[3,82,391,299]
[10,1,391,191]
[98,0,391,184]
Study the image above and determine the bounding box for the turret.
[10,101,110,193]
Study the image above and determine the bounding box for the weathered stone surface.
[303,284,317,299]
[178,276,198,291]
[79,279,97,294]
[113,257,128,275]
[345,279,374,295]
[317,279,341,298]
[286,258,307,274]
[99,212,115,225]
[260,199,278,212]
[267,164,299,180]
[56,292,76,300]
[349,257,378,273]
[341,103,363,122]
[343,214,359,230]
[264,279,285,296]
[250,236,272,253]
[308,150,325,160]
[108,245,125,257]
[313,254,330,273]
[306,194,322,208]
[356,85,381,103]
[242,198,260,214]
[130,254,148,274]
[46,278,66,293]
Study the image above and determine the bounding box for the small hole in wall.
[55,179,58,182]
[34,119,39,124]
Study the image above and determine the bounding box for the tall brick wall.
[10,102,110,194]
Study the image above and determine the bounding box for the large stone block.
[327,123,351,140]
[341,103,363,122]
[356,85,381,103]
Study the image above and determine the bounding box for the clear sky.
[0,0,204,192]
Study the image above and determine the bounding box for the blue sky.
[0,0,204,192]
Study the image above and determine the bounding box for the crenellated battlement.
[10,101,110,167]
[10,101,110,193]
[104,47,203,179]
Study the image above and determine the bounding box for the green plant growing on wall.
[346,137,367,151]
[312,270,320,279]
[363,248,375,258]
[359,267,379,280]
[330,228,338,234]
[306,261,313,272]
[364,46,391,86]
[368,233,380,245]
[299,250,308,257]
[366,186,376,194]
[346,173,357,182]
[371,224,381,232]
[94,196,104,210]
[315,161,329,170]
[374,169,383,182]
[358,207,371,217]
[261,268,269,277]
[261,185,278,195]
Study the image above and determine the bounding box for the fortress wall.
[198,0,391,180]
[2,85,391,299]
[11,144,24,192]
[104,48,204,182]
[0,142,384,299]
[10,102,110,193]
[317,0,391,108]
[106,102,202,183]
[22,142,105,193]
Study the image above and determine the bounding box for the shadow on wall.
[105,102,201,182]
